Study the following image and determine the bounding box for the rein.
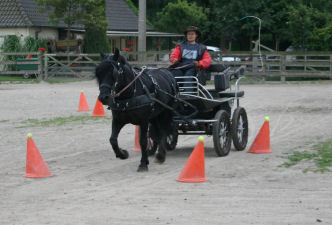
[113,63,192,98]
[113,67,146,98]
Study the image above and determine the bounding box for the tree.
[287,4,328,50]
[82,0,110,53]
[257,0,299,51]
[154,0,208,35]
[313,21,332,50]
[208,0,263,50]
[35,0,84,43]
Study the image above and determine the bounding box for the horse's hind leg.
[137,123,149,172]
[155,122,167,164]
[110,120,128,159]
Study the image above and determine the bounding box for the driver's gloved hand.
[193,61,199,68]
[172,59,180,66]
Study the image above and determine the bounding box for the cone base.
[177,177,207,183]
[24,173,52,178]
[133,147,141,152]
[90,114,106,117]
[248,148,272,154]
[77,108,90,112]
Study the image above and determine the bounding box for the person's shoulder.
[198,43,207,51]
[178,41,187,46]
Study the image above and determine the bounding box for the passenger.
[170,26,212,91]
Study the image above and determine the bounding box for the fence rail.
[0,51,331,81]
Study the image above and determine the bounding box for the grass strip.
[45,78,92,84]
[282,140,332,173]
[18,115,110,128]
[0,76,39,83]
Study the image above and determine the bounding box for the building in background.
[0,0,182,52]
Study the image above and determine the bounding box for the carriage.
[147,65,248,157]
[96,50,248,171]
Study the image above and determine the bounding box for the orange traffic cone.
[177,136,207,183]
[248,117,272,154]
[27,54,31,59]
[24,133,52,178]
[91,98,106,117]
[134,126,141,152]
[133,126,151,152]
[77,90,90,111]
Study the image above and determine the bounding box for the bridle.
[99,58,194,99]
[99,59,137,99]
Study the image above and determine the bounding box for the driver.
[170,26,211,80]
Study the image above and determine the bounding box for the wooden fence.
[0,52,41,78]
[1,51,331,81]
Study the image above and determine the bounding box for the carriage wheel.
[213,110,232,156]
[231,107,248,151]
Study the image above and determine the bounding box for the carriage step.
[218,90,244,98]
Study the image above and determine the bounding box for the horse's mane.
[95,51,135,88]
[95,60,113,85]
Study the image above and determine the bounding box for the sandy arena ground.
[0,80,332,225]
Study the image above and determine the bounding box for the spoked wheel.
[231,107,248,151]
[213,110,232,156]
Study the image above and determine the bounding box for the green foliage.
[312,21,332,50]
[18,115,109,128]
[2,35,22,52]
[155,0,208,34]
[23,37,47,52]
[282,141,332,173]
[124,0,160,27]
[125,0,138,15]
[287,4,327,50]
[0,76,39,83]
[46,77,91,83]
[150,0,332,51]
[83,0,110,53]
[83,26,110,53]
[1,35,23,70]
[32,0,332,51]
[35,0,84,40]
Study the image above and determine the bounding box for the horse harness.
[107,65,198,121]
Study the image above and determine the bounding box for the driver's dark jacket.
[170,41,211,69]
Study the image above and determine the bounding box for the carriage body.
[161,66,248,157]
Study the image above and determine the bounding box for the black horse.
[95,49,178,172]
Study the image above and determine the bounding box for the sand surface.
[1,80,332,225]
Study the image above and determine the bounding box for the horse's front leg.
[138,123,149,172]
[110,120,128,159]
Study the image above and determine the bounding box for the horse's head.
[95,49,134,105]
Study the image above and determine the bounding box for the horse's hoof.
[116,149,129,160]
[137,165,148,172]
[155,153,166,164]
